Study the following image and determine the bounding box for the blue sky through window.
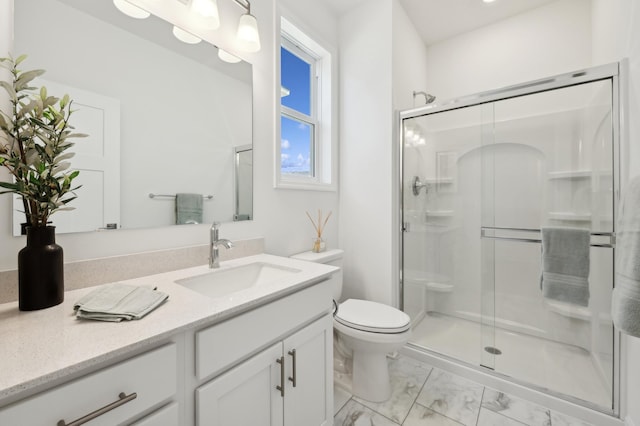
[281,46,312,175]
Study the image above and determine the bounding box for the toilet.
[291,249,412,403]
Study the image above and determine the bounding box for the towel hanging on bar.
[175,193,203,225]
[149,193,213,199]
[540,227,591,307]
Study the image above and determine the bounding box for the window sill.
[275,179,337,192]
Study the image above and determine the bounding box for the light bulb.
[172,26,202,44]
[218,48,241,63]
[236,13,261,53]
[191,0,220,29]
[113,0,150,19]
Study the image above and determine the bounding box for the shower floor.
[411,312,612,408]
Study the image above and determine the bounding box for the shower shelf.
[425,282,454,293]
[548,212,591,221]
[544,300,591,321]
[423,177,454,184]
[425,210,454,217]
[547,170,612,179]
[548,170,592,179]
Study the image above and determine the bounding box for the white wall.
[339,0,394,304]
[392,1,429,111]
[425,0,592,101]
[0,0,339,271]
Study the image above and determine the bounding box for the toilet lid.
[335,299,411,333]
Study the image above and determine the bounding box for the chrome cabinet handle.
[276,356,285,397]
[288,349,297,387]
[57,392,137,426]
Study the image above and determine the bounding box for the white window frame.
[276,17,336,191]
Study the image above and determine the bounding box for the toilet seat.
[335,299,411,334]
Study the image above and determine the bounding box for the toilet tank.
[290,249,343,301]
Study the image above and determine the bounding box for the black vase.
[18,226,64,311]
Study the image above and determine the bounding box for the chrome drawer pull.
[57,392,137,426]
[276,356,285,397]
[288,349,297,387]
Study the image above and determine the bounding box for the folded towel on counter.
[74,283,168,322]
[175,193,203,225]
[613,176,640,337]
[540,226,591,306]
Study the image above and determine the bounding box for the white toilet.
[291,249,412,403]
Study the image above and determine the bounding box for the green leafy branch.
[0,55,86,227]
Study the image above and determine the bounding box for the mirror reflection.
[12,0,253,235]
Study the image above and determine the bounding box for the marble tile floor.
[334,355,596,426]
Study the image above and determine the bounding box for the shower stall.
[399,63,621,415]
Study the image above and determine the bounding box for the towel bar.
[149,193,213,200]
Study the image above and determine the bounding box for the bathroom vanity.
[0,254,337,426]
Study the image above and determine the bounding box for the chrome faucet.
[210,222,234,268]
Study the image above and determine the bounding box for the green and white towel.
[74,283,168,322]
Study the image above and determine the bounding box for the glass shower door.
[401,103,496,368]
[486,80,615,409]
[401,76,616,412]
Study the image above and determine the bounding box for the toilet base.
[352,350,392,402]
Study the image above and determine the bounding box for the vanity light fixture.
[172,26,202,44]
[483,0,497,3]
[218,48,241,63]
[234,0,261,53]
[191,0,221,29]
[112,0,261,53]
[113,0,150,19]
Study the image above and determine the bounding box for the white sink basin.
[175,262,302,298]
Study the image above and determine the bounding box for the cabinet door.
[283,315,333,426]
[196,343,284,426]
[130,402,179,426]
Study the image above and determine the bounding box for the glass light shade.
[236,13,261,53]
[218,49,241,64]
[172,26,202,44]
[113,0,150,19]
[191,0,220,29]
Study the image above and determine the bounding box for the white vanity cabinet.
[0,343,178,426]
[194,282,334,426]
[0,256,338,426]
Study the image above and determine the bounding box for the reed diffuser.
[306,209,332,253]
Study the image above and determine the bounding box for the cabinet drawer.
[196,280,332,380]
[0,343,177,426]
[131,402,179,426]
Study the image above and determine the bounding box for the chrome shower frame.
[397,61,626,420]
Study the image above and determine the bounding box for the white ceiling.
[318,0,558,45]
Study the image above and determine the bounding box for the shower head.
[413,91,436,105]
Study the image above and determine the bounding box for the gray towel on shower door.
[612,176,640,337]
[540,227,590,306]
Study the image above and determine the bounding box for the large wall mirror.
[12,0,253,235]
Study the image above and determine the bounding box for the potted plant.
[0,55,84,310]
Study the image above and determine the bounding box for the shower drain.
[484,346,502,355]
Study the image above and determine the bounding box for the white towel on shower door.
[612,175,640,337]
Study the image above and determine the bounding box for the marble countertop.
[0,254,337,404]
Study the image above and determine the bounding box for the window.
[277,18,335,190]
[281,40,316,178]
